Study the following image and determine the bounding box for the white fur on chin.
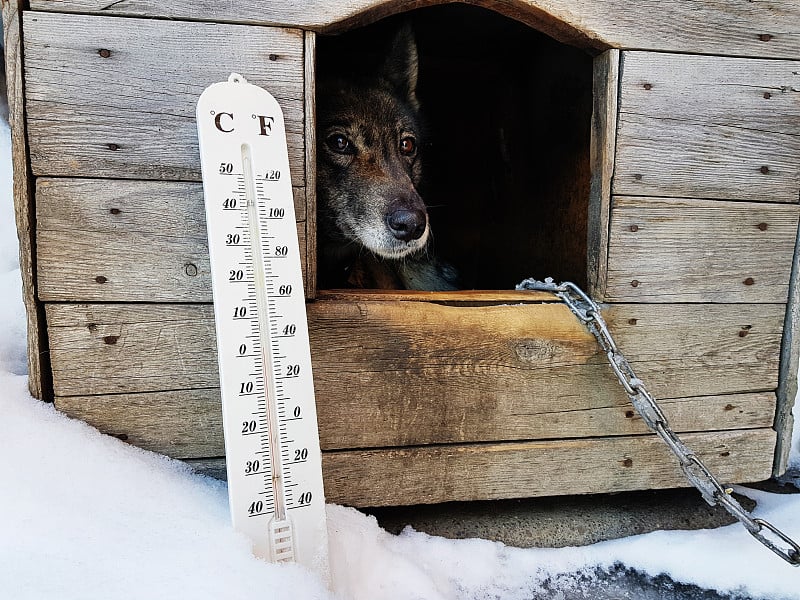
[358,223,430,259]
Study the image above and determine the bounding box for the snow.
[2,77,800,600]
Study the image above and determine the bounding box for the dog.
[316,24,459,291]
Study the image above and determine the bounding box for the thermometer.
[196,73,328,577]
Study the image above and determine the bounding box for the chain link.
[517,277,800,566]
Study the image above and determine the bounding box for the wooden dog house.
[4,0,800,507]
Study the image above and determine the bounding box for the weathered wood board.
[46,300,783,403]
[28,0,800,60]
[182,428,777,506]
[57,389,225,458]
[775,215,800,475]
[36,178,310,301]
[605,197,800,303]
[614,52,800,202]
[587,48,618,298]
[2,0,49,399]
[303,30,318,298]
[320,429,777,505]
[22,12,306,185]
[55,389,776,457]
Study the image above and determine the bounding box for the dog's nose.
[386,208,427,242]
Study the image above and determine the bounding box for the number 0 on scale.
[196,74,328,577]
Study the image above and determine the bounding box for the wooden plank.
[614,52,800,202]
[27,0,800,60]
[184,429,777,506]
[55,389,776,457]
[316,289,555,303]
[774,214,800,475]
[47,303,220,395]
[304,31,318,299]
[606,197,800,303]
[320,392,777,450]
[587,48,618,299]
[36,178,307,302]
[310,300,783,442]
[322,429,777,506]
[2,0,49,399]
[56,389,224,458]
[45,301,784,403]
[22,12,306,185]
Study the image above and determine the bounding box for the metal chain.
[517,277,800,566]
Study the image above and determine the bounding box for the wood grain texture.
[47,304,220,396]
[183,429,777,506]
[614,52,800,202]
[36,178,307,301]
[46,301,783,405]
[587,48,618,299]
[321,429,776,506]
[2,0,49,399]
[606,196,800,303]
[27,0,800,59]
[55,389,776,457]
[304,31,318,299]
[55,389,224,458]
[309,300,783,445]
[316,289,554,303]
[774,216,800,475]
[22,12,306,185]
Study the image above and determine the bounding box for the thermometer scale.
[196,74,328,576]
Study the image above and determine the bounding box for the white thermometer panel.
[196,74,328,577]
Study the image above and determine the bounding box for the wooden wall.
[6,1,800,506]
[26,0,800,60]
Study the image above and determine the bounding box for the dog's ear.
[380,22,420,111]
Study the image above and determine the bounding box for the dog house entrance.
[316,5,594,290]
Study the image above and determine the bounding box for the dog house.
[4,0,800,507]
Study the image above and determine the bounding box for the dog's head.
[317,25,429,259]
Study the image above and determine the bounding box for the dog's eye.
[399,136,417,156]
[326,134,353,154]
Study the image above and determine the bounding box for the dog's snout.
[386,207,427,242]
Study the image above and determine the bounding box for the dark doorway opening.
[317,4,593,289]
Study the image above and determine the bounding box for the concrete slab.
[366,487,757,549]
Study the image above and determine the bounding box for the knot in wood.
[513,340,556,362]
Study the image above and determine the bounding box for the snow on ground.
[2,82,800,600]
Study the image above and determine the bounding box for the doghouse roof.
[27,0,800,60]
